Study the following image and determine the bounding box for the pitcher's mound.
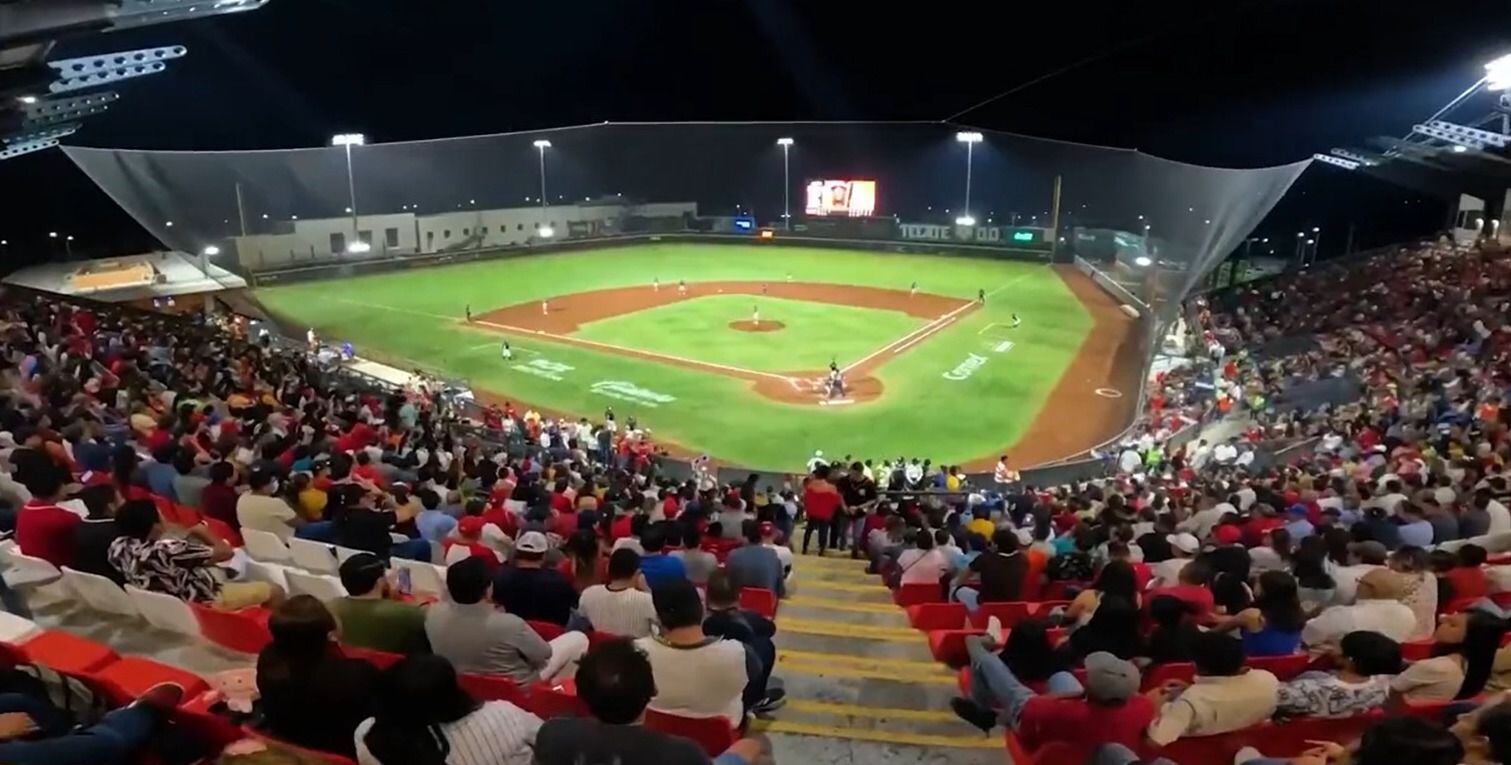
[729,320,785,333]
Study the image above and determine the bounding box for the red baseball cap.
[458,517,485,537]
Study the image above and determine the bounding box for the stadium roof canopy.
[0,0,271,161]
[1315,54,1511,200]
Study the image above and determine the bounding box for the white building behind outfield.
[231,199,697,272]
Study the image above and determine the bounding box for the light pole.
[776,137,794,230]
[954,131,983,226]
[331,133,369,253]
[200,246,221,317]
[63,235,74,259]
[1309,226,1321,266]
[533,139,553,237]
[1294,231,1306,267]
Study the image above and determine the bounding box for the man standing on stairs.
[949,618,1156,752]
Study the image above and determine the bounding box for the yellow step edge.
[781,596,905,615]
[796,580,891,595]
[774,661,958,686]
[777,617,922,641]
[791,553,871,567]
[781,699,964,724]
[752,719,1001,749]
[778,649,951,676]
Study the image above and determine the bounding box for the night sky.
[6,0,1511,262]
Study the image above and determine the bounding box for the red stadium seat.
[527,620,566,641]
[89,656,210,706]
[191,604,272,654]
[1140,662,1195,692]
[340,644,404,670]
[16,630,118,674]
[1491,591,1511,608]
[529,679,589,718]
[738,588,778,619]
[457,672,528,705]
[1401,639,1436,661]
[644,709,738,756]
[586,630,620,648]
[1006,730,1089,765]
[1245,653,1311,680]
[1038,581,1085,602]
[906,603,967,631]
[966,601,1036,630]
[926,629,984,666]
[892,582,944,607]
[1143,712,1385,763]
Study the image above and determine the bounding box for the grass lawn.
[254,243,1090,469]
[572,294,926,373]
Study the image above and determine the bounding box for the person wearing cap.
[1283,503,1315,540]
[328,552,430,654]
[636,522,688,590]
[1145,630,1279,746]
[1150,532,1199,589]
[949,617,1154,751]
[493,530,579,625]
[443,516,503,574]
[428,557,589,684]
[725,519,784,599]
[1302,568,1419,648]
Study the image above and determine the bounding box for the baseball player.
[752,304,761,326]
[977,288,986,305]
[465,304,472,322]
[910,281,918,298]
[786,272,793,283]
[678,279,687,296]
[501,340,514,360]
[1010,312,1021,328]
[541,300,549,315]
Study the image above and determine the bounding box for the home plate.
[819,398,855,407]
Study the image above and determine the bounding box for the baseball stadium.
[9,4,1511,765]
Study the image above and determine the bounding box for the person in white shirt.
[895,532,955,585]
[1373,479,1408,517]
[1477,488,1511,535]
[577,549,657,639]
[1329,540,1388,605]
[1151,533,1200,589]
[1211,440,1239,466]
[237,470,303,542]
[1189,440,1212,472]
[1178,499,1231,541]
[355,654,540,765]
[634,580,748,726]
[1146,632,1279,746]
[993,456,1019,488]
[1118,445,1143,474]
[1301,569,1419,649]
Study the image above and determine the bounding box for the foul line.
[470,319,797,385]
[890,316,957,355]
[841,299,976,375]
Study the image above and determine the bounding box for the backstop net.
[63,121,1307,380]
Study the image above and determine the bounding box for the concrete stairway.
[758,552,1004,765]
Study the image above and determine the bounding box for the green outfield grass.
[573,294,926,373]
[255,243,1091,470]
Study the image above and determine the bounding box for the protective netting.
[63,121,1308,331]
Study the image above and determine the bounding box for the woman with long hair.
[1145,595,1202,666]
[560,528,604,591]
[1391,609,1509,701]
[356,654,540,765]
[996,618,1070,685]
[1205,546,1254,615]
[1291,536,1338,613]
[1064,559,1139,628]
[1056,594,1142,663]
[1211,570,1307,657]
[256,596,380,756]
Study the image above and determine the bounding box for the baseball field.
[253,243,1138,471]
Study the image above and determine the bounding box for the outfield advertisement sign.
[899,223,1045,246]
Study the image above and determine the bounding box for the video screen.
[804,179,877,217]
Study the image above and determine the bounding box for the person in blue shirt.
[142,444,179,501]
[1283,504,1314,540]
[414,488,457,544]
[636,522,687,590]
[1397,503,1435,549]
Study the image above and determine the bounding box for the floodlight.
[955,131,983,144]
[954,216,977,226]
[539,226,556,238]
[533,139,552,149]
[1486,53,1511,91]
[48,232,57,238]
[17,96,37,105]
[346,241,371,254]
[1134,256,1153,267]
[202,245,221,256]
[331,133,365,146]
[1453,144,1469,153]
[165,221,174,227]
[776,137,794,147]
[1312,227,1319,232]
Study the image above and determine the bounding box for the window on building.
[480,226,488,236]
[385,228,399,247]
[463,228,470,236]
[444,230,451,238]
[426,231,434,249]
[358,230,372,245]
[533,222,539,229]
[517,223,523,231]
[330,232,345,253]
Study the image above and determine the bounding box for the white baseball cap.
[1166,533,1200,554]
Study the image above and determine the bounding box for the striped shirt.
[354,700,541,765]
[578,584,657,638]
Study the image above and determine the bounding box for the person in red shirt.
[14,468,82,568]
[950,627,1155,756]
[1147,561,1216,618]
[1443,544,1491,604]
[1241,504,1286,548]
[801,465,844,556]
[442,517,501,573]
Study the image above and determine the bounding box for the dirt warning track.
[471,281,976,406]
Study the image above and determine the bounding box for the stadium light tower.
[954,131,983,227]
[533,139,554,237]
[1486,53,1511,91]
[330,133,369,253]
[776,137,794,230]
